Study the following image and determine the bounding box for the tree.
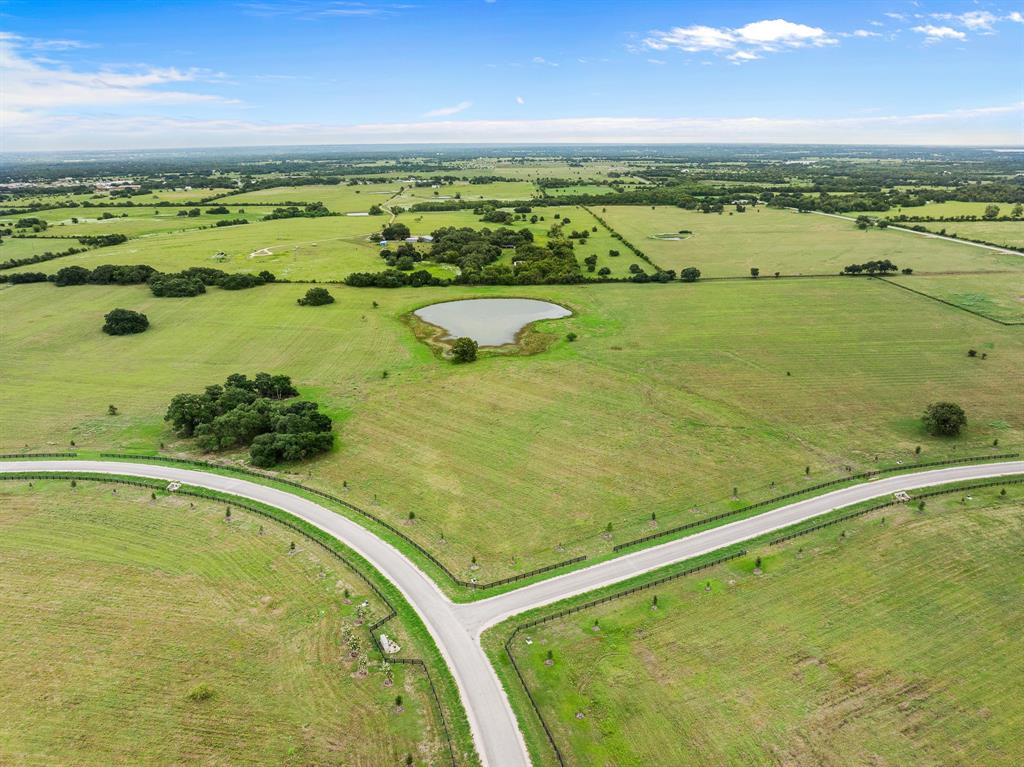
[381,222,411,240]
[983,204,1000,220]
[102,308,149,335]
[680,266,701,282]
[1012,203,1023,218]
[450,337,478,363]
[750,267,760,278]
[297,287,335,306]
[922,401,967,436]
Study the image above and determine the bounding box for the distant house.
[404,235,434,243]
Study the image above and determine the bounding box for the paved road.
[4,459,1022,767]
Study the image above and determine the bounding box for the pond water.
[414,298,571,346]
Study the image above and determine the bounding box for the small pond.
[414,298,572,346]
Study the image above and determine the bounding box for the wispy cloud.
[8,102,1021,151]
[0,32,236,128]
[643,18,838,63]
[423,100,472,117]
[515,95,525,104]
[238,1,414,19]
[912,24,967,43]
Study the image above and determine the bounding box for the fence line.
[1,472,458,767]
[98,452,586,591]
[876,277,1024,326]
[769,476,1024,546]
[613,453,1020,552]
[0,452,79,459]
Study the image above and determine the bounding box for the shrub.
[187,684,214,702]
[149,274,206,297]
[102,308,149,335]
[297,287,335,306]
[450,337,478,363]
[51,265,92,286]
[680,266,701,282]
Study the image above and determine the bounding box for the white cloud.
[732,19,836,48]
[0,33,234,119]
[912,24,967,42]
[849,29,882,38]
[643,18,837,62]
[423,100,472,117]
[932,10,997,30]
[7,102,1021,151]
[1009,11,1024,23]
[515,95,525,104]
[884,12,908,20]
[644,24,736,52]
[646,57,667,65]
[531,56,558,66]
[727,50,761,62]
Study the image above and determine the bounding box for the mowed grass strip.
[510,486,1024,767]
[1,277,1020,579]
[597,205,1024,276]
[0,480,443,766]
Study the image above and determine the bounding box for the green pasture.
[2,277,1020,579]
[850,201,1019,220]
[218,182,402,212]
[887,272,1024,323]
[544,184,619,197]
[911,220,1024,250]
[0,480,442,766]
[8,206,256,239]
[505,486,1024,766]
[597,205,1024,276]
[7,215,387,281]
[1,236,84,262]
[394,180,537,204]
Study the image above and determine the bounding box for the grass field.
[543,185,619,197]
[10,206,256,239]
[503,485,1024,767]
[887,272,1024,323]
[218,182,402,213]
[597,205,1024,276]
[8,215,387,280]
[394,180,537,204]
[0,479,443,766]
[849,201,1020,220]
[2,277,1020,579]
[911,221,1024,250]
[1,236,84,262]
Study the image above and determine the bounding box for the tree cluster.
[103,308,149,335]
[297,287,335,305]
[262,202,334,220]
[841,260,898,275]
[164,372,333,467]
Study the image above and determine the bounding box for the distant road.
[4,459,1022,767]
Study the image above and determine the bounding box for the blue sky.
[3,0,1022,150]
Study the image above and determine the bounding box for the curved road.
[3,459,1022,767]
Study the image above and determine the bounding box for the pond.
[414,298,572,346]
